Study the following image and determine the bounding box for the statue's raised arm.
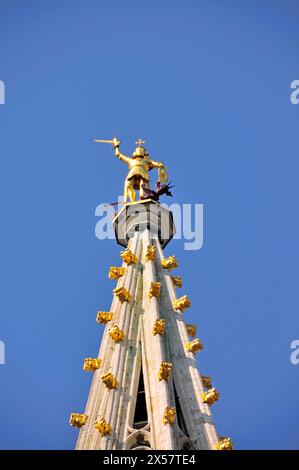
[113,139,132,166]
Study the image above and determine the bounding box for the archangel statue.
[95,137,170,202]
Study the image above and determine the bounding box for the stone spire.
[70,200,232,451]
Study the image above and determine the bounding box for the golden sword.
[94,138,120,146]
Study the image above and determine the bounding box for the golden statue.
[94,137,168,201]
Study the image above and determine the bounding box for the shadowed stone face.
[113,200,175,248]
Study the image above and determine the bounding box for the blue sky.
[0,0,298,449]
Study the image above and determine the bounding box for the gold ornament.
[186,324,197,338]
[172,295,191,312]
[214,437,234,450]
[145,245,156,262]
[185,338,203,354]
[148,281,161,299]
[96,311,113,324]
[108,325,125,343]
[201,387,220,405]
[108,266,126,280]
[113,286,131,302]
[153,319,166,336]
[201,375,212,389]
[69,413,88,428]
[162,407,176,425]
[120,248,138,265]
[94,418,112,436]
[161,255,178,271]
[101,371,118,389]
[171,276,182,288]
[158,362,173,382]
[83,358,102,372]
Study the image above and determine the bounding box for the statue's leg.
[125,179,136,202]
[124,181,129,202]
[128,184,136,202]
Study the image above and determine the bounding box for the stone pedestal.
[113,199,175,248]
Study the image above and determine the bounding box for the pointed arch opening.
[173,382,189,438]
[132,365,148,430]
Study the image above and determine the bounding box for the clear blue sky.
[0,0,298,450]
